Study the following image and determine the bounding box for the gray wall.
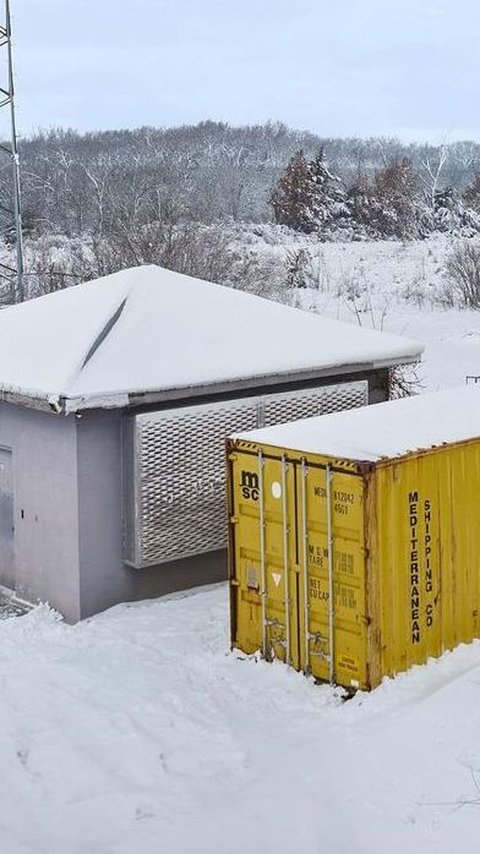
[0,402,81,621]
[75,410,227,619]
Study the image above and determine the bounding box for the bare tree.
[445,240,480,308]
[417,141,450,210]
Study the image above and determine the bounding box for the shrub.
[445,240,480,308]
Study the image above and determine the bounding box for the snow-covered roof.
[234,387,480,462]
[0,265,423,413]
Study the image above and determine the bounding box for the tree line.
[10,122,480,237]
[1,121,480,300]
[271,148,480,240]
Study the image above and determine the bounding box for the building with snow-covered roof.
[0,265,422,620]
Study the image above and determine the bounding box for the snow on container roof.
[234,387,480,462]
[0,264,423,413]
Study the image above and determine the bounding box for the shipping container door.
[296,461,368,689]
[229,448,299,666]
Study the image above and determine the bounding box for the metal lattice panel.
[125,380,368,567]
[129,398,258,567]
[262,383,368,427]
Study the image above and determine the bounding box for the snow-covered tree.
[372,158,421,238]
[285,247,311,288]
[308,148,350,236]
[463,175,480,214]
[433,187,480,236]
[345,159,425,239]
[270,148,350,237]
[269,149,318,233]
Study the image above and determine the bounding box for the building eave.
[124,354,420,409]
[0,389,63,414]
[0,352,422,415]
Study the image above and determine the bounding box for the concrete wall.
[75,410,227,619]
[0,402,81,621]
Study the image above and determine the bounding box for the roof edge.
[124,355,420,409]
[68,357,416,412]
[0,389,63,414]
[371,353,422,369]
[0,353,422,414]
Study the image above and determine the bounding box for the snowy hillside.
[265,234,480,390]
[2,585,480,854]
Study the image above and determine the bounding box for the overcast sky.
[8,0,480,141]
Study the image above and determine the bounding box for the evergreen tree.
[463,175,480,214]
[270,148,350,237]
[269,149,317,233]
[345,175,376,239]
[434,187,480,236]
[308,148,350,235]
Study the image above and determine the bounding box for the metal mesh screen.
[128,398,258,567]
[125,380,368,567]
[261,383,369,427]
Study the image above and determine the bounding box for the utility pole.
[0,0,23,303]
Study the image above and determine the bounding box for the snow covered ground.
[315,238,480,391]
[3,235,480,852]
[3,585,480,854]
[270,234,480,390]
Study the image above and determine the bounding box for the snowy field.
[269,235,480,390]
[3,586,480,854]
[4,235,480,852]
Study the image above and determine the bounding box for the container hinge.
[310,650,332,662]
[308,630,328,643]
[265,617,286,629]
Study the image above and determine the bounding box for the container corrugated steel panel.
[227,432,480,691]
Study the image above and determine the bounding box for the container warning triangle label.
[272,572,282,587]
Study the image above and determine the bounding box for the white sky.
[8,0,480,141]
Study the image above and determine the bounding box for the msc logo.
[240,470,259,501]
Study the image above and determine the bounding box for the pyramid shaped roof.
[0,265,423,413]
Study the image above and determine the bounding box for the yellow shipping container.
[227,387,480,691]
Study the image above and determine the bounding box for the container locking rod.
[257,449,267,658]
[281,455,291,666]
[326,464,335,685]
[301,457,310,674]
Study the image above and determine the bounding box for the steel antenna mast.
[0,0,23,303]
